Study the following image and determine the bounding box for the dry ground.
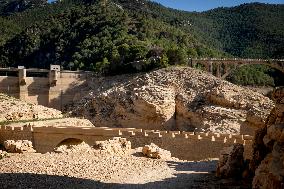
[0,148,251,189]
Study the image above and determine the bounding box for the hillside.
[0,0,222,71]
[191,3,284,59]
[0,0,283,85]
[0,0,47,16]
[70,67,274,135]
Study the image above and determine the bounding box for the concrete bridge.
[0,125,253,161]
[189,58,284,79]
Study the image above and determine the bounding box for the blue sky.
[47,0,284,12]
[151,0,284,12]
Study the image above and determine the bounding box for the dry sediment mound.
[54,140,92,154]
[95,137,131,155]
[3,140,36,153]
[71,67,274,134]
[54,137,131,155]
[0,142,219,188]
[5,118,94,128]
[0,93,63,122]
[251,87,284,189]
[0,137,248,188]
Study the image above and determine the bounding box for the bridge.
[188,58,284,79]
[0,125,253,161]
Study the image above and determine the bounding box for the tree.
[167,48,188,65]
[160,53,169,67]
[95,57,110,73]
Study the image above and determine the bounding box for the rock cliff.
[71,67,274,134]
[252,87,284,189]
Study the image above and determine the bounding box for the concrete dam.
[0,65,93,110]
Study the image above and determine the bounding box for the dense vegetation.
[0,0,283,86]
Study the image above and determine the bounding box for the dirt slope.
[71,67,274,134]
[0,93,62,122]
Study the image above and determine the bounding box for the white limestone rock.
[142,143,171,160]
[71,67,274,134]
[4,140,36,153]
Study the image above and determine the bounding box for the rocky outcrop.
[3,140,36,153]
[71,67,274,134]
[142,143,172,160]
[95,137,131,155]
[252,87,284,189]
[0,93,62,122]
[216,144,245,178]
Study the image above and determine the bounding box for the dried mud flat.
[0,149,251,189]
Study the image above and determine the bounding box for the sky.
[47,0,284,12]
[151,0,284,12]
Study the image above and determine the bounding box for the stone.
[142,143,171,160]
[267,124,284,142]
[216,144,245,178]
[54,140,92,154]
[252,154,284,189]
[0,67,275,187]
[0,93,63,122]
[3,140,36,153]
[0,150,7,159]
[71,67,273,135]
[252,87,284,189]
[95,137,131,155]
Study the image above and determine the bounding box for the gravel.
[0,149,220,189]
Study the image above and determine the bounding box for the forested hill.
[0,0,283,85]
[0,0,47,16]
[201,3,284,59]
[0,0,224,72]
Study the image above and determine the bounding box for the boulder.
[142,143,171,160]
[251,87,284,189]
[3,140,36,153]
[95,137,131,155]
[216,144,245,178]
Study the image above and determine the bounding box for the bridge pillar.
[18,67,26,85]
[222,64,230,78]
[208,62,213,74]
[18,67,28,101]
[204,63,209,73]
[224,64,229,73]
[49,65,60,87]
[216,63,221,78]
[48,65,61,109]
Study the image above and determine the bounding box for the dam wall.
[0,66,93,110]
